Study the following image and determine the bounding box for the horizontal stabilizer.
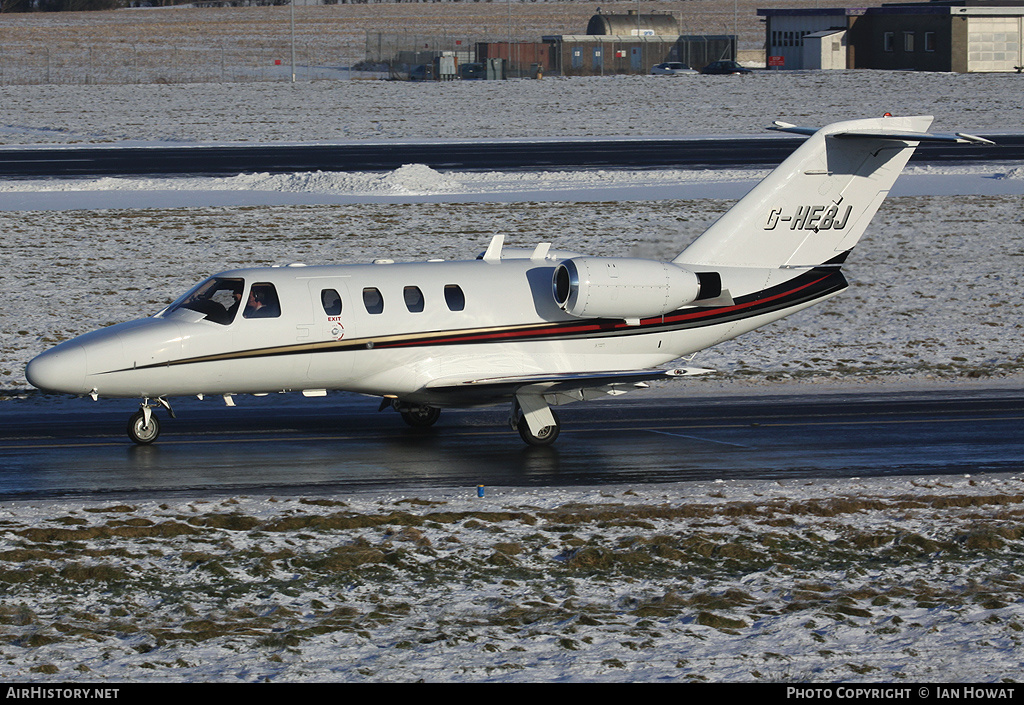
[769,120,995,145]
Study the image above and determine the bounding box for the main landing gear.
[389,394,563,446]
[383,399,442,429]
[515,408,560,446]
[399,404,441,428]
[510,394,561,447]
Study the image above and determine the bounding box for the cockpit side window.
[168,277,244,325]
[321,289,342,316]
[243,282,281,319]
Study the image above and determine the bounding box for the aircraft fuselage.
[27,253,841,404]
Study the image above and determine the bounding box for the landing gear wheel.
[127,410,160,445]
[517,409,560,447]
[400,405,441,428]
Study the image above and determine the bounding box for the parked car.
[651,62,697,75]
[409,64,434,81]
[459,62,486,80]
[700,60,752,75]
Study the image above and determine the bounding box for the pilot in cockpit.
[243,283,280,318]
[226,284,243,315]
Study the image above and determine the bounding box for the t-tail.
[674,115,993,270]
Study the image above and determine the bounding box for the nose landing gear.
[127,398,173,445]
[127,408,159,445]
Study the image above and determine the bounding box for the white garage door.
[967,16,1022,72]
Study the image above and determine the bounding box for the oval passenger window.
[321,289,342,316]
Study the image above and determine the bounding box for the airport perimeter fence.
[364,31,546,79]
[0,31,748,85]
[0,41,374,85]
[0,34,537,85]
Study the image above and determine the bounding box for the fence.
[364,31,536,79]
[0,40,369,85]
[0,31,739,85]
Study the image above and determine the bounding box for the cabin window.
[883,32,895,52]
[321,289,342,316]
[903,31,915,52]
[924,31,936,52]
[363,287,384,314]
[243,282,281,319]
[444,284,465,312]
[404,286,425,313]
[168,277,244,325]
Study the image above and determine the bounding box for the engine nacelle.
[552,257,717,320]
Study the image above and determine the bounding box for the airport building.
[759,0,1024,72]
[543,10,736,77]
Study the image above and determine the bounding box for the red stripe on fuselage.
[375,273,836,350]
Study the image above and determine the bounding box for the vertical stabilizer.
[674,115,945,269]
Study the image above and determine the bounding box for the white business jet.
[26,116,992,446]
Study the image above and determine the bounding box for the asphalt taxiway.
[0,133,1019,177]
[0,386,1020,501]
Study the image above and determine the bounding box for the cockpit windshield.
[165,277,244,325]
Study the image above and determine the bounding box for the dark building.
[758,0,1024,72]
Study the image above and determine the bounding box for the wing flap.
[425,366,712,390]
[418,367,713,406]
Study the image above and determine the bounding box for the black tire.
[517,409,560,446]
[400,405,441,428]
[127,410,160,445]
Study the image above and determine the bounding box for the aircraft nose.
[26,343,89,395]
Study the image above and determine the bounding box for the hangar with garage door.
[759,0,1024,73]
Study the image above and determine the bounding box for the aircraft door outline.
[306,279,355,384]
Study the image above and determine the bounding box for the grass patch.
[0,484,1021,679]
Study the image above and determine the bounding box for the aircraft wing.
[419,367,713,406]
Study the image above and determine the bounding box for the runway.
[1,387,1021,501]
[0,133,1019,178]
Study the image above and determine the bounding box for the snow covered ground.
[0,473,1023,683]
[1,72,1022,146]
[1,74,1023,683]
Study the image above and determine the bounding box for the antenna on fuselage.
[482,234,505,262]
